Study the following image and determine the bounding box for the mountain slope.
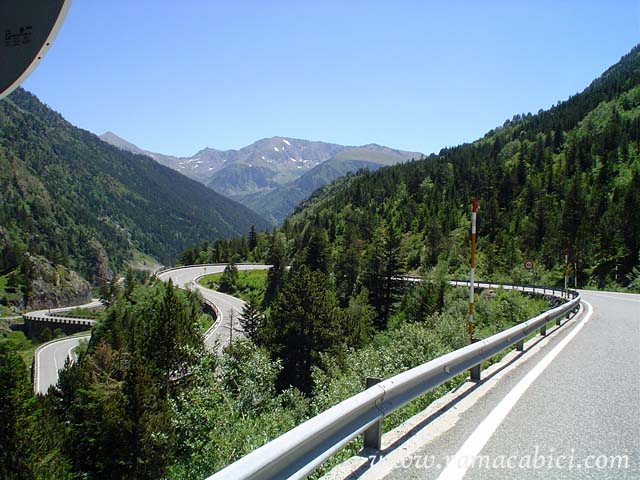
[236,145,421,224]
[0,89,270,281]
[284,45,640,288]
[99,132,233,183]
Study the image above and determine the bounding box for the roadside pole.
[469,197,477,344]
[468,198,481,381]
[564,254,569,299]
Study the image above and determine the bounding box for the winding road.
[157,264,269,351]
[34,264,269,393]
[34,335,88,395]
[30,299,101,395]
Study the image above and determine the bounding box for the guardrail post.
[516,339,524,352]
[469,339,482,381]
[540,323,547,336]
[470,363,481,382]
[363,377,383,450]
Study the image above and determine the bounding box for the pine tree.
[361,223,405,329]
[239,295,263,342]
[219,261,239,294]
[248,225,258,251]
[304,227,332,274]
[263,266,342,393]
[263,234,286,307]
[0,346,31,479]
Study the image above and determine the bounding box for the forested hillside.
[283,46,640,290]
[0,89,270,281]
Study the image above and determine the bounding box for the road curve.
[29,299,101,394]
[34,334,89,395]
[157,264,270,352]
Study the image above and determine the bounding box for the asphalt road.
[35,334,89,395]
[378,290,639,480]
[30,299,100,394]
[157,264,269,352]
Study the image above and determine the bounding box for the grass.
[0,270,22,315]
[198,269,268,303]
[128,249,162,272]
[0,330,38,366]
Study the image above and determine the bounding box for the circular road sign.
[523,260,534,270]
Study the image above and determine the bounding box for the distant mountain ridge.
[241,145,421,224]
[100,132,422,223]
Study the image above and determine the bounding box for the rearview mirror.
[0,0,71,99]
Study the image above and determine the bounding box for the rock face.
[24,255,91,310]
[87,239,114,284]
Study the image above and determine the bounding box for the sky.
[21,0,640,157]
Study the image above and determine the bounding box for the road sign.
[523,260,534,270]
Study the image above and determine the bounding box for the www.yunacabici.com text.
[368,447,632,471]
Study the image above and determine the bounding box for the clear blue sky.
[22,0,639,157]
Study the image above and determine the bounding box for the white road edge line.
[436,300,594,480]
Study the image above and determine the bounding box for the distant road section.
[33,266,269,393]
[157,264,270,352]
[30,299,101,394]
[24,299,102,326]
[34,334,89,395]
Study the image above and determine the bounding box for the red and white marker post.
[469,197,478,344]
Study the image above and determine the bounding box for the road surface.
[157,264,269,351]
[34,334,89,394]
[362,290,639,479]
[29,299,101,394]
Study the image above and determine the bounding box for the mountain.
[205,137,349,197]
[282,45,640,289]
[99,131,232,183]
[242,145,422,224]
[0,89,270,282]
[99,133,347,187]
[100,133,421,221]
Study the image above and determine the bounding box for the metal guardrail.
[23,312,95,326]
[206,283,581,480]
[22,299,103,327]
[155,262,268,278]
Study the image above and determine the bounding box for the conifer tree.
[263,266,342,393]
[239,294,263,342]
[264,234,287,307]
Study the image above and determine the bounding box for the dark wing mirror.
[0,0,71,99]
